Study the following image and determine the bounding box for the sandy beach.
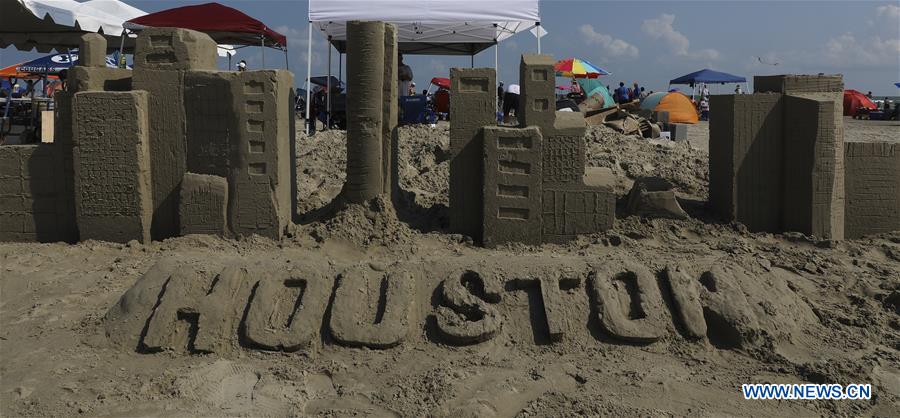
[2,121,898,417]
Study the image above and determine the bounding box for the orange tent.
[843,89,876,116]
[640,91,699,124]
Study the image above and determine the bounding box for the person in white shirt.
[502,83,520,123]
[735,85,743,94]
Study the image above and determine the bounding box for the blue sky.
[2,1,899,95]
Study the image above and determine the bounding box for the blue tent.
[895,82,900,88]
[16,51,122,75]
[669,68,746,85]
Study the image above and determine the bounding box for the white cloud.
[876,4,900,21]
[692,48,721,61]
[429,59,448,72]
[578,24,639,58]
[823,33,900,67]
[271,24,324,72]
[641,14,720,61]
[641,14,688,53]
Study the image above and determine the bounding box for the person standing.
[497,81,505,109]
[24,80,35,98]
[615,82,628,103]
[398,54,413,97]
[866,91,874,100]
[570,79,583,98]
[502,83,520,124]
[701,83,710,100]
[237,60,247,72]
[408,81,416,96]
[632,82,640,100]
[639,87,649,100]
[699,98,710,121]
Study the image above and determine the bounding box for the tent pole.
[327,37,332,130]
[118,30,126,68]
[537,22,541,54]
[339,53,342,85]
[305,21,312,135]
[284,47,289,70]
[471,54,474,68]
[261,35,265,68]
[495,41,499,113]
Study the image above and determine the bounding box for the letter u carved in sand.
[328,264,415,349]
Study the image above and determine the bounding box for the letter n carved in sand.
[328,264,415,349]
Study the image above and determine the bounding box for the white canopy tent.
[2,0,235,59]
[0,0,144,52]
[305,0,541,131]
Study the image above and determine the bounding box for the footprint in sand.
[174,359,302,417]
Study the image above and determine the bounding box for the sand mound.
[585,125,709,198]
[305,196,419,248]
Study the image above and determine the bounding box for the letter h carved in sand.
[142,266,252,353]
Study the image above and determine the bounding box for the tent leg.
[261,36,265,68]
[471,54,474,68]
[339,53,342,85]
[305,22,312,135]
[118,30,127,68]
[327,39,332,130]
[284,48,289,70]
[495,41,499,112]
[537,26,541,53]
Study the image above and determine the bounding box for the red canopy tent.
[123,3,288,67]
[430,77,450,90]
[843,89,877,116]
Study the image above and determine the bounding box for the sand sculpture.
[449,54,615,247]
[1,22,897,248]
[1,28,294,243]
[103,254,818,353]
[710,74,899,239]
[340,21,399,204]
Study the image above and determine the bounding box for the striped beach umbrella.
[554,58,610,78]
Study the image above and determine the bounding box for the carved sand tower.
[340,21,399,204]
[448,54,616,247]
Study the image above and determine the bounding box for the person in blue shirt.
[615,82,628,103]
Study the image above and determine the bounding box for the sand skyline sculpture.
[0,22,897,247]
[0,21,897,355]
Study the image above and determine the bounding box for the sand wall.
[844,141,900,238]
[0,144,77,242]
